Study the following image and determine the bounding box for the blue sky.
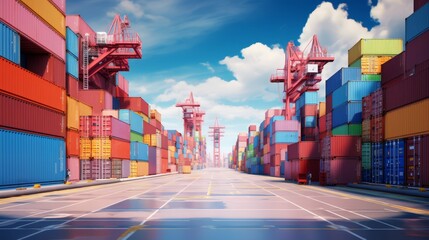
[67,0,412,162]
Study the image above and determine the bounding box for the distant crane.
[209,118,225,168]
[82,14,142,89]
[270,35,334,119]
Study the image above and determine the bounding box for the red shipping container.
[381,52,405,84]
[319,115,327,133]
[1,0,66,60]
[111,139,130,159]
[77,89,113,115]
[291,158,320,183]
[116,73,129,94]
[67,130,79,157]
[90,116,130,141]
[302,127,316,137]
[370,116,384,142]
[67,156,80,182]
[79,116,91,138]
[326,157,361,185]
[326,94,333,113]
[300,104,318,117]
[362,95,372,120]
[371,89,383,118]
[270,143,288,156]
[288,141,319,159]
[161,134,168,150]
[115,86,129,98]
[406,135,429,187]
[161,158,168,173]
[67,74,79,99]
[264,163,270,175]
[144,121,157,134]
[0,58,66,112]
[0,92,66,138]
[406,28,429,71]
[25,54,65,89]
[414,0,429,11]
[270,154,281,167]
[119,97,149,116]
[161,149,168,158]
[248,125,257,132]
[383,59,429,112]
[324,136,361,158]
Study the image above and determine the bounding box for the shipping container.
[370,116,384,142]
[326,68,361,96]
[66,129,79,157]
[332,101,362,128]
[88,116,131,141]
[406,28,429,71]
[381,52,405,84]
[119,97,149,116]
[129,160,138,177]
[0,0,65,60]
[50,0,66,14]
[384,139,405,185]
[325,157,361,185]
[80,159,91,180]
[405,3,429,43]
[362,143,372,182]
[67,97,79,130]
[326,112,332,134]
[91,138,130,159]
[102,109,119,119]
[0,129,66,187]
[300,104,318,117]
[295,92,318,110]
[414,0,429,11]
[290,158,319,182]
[66,15,96,43]
[122,159,130,178]
[77,89,112,115]
[137,161,149,176]
[0,92,65,138]
[0,21,20,64]
[148,146,157,175]
[131,131,143,142]
[361,74,381,81]
[332,124,362,136]
[319,102,326,117]
[79,138,91,159]
[66,52,78,79]
[269,166,280,177]
[348,39,403,65]
[372,142,384,183]
[23,54,66,89]
[288,141,319,159]
[349,56,392,74]
[322,136,361,158]
[319,115,327,133]
[1,57,66,112]
[90,159,112,180]
[130,142,149,161]
[362,95,372,120]
[271,131,299,144]
[302,116,316,127]
[119,109,143,134]
[66,74,79,99]
[67,156,79,182]
[116,74,129,94]
[406,135,429,187]
[385,98,429,140]
[362,119,371,142]
[332,81,380,109]
[66,27,78,58]
[111,159,122,179]
[326,94,333,113]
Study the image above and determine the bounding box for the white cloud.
[128,81,148,95]
[201,62,215,73]
[298,0,412,98]
[111,0,144,18]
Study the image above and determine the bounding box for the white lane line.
[261,181,402,230]
[118,175,202,240]
[244,178,367,240]
[16,176,185,240]
[325,210,372,230]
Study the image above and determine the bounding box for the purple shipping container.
[148,146,157,175]
[90,159,112,180]
[272,120,300,132]
[122,159,130,178]
[80,159,91,180]
[0,92,66,138]
[406,29,429,71]
[111,159,122,179]
[0,0,65,60]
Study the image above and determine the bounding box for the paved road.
[0,168,428,240]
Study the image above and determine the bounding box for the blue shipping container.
[66,27,79,58]
[371,142,384,184]
[174,152,179,159]
[326,68,361,96]
[119,109,143,134]
[332,81,380,109]
[66,51,79,79]
[405,3,429,42]
[384,139,405,185]
[0,22,20,65]
[271,131,299,144]
[280,161,285,175]
[130,142,149,161]
[304,116,316,127]
[332,101,362,128]
[0,129,66,188]
[112,97,120,110]
[295,92,318,110]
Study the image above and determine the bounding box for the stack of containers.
[1,0,68,188]
[269,115,287,177]
[361,94,372,182]
[271,119,300,177]
[295,92,319,141]
[318,102,327,140]
[167,130,181,172]
[288,141,320,182]
[371,89,385,183]
[245,125,260,174]
[161,131,169,173]
[381,2,429,187]
[115,73,129,98]
[262,109,282,175]
[235,133,248,171]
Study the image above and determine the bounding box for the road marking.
[325,210,372,229]
[207,181,212,196]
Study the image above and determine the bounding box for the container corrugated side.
[111,159,122,179]
[405,29,429,71]
[348,39,403,65]
[362,143,372,182]
[131,131,143,142]
[25,54,66,89]
[288,141,319,159]
[332,101,362,128]
[381,52,405,84]
[121,159,130,178]
[50,0,66,14]
[327,157,361,185]
[1,57,66,112]
[0,22,20,64]
[371,142,384,183]
[0,129,66,187]
[361,74,381,81]
[137,161,149,176]
[271,131,299,144]
[20,0,66,37]
[66,129,79,157]
[118,97,149,116]
[295,92,318,110]
[385,98,429,140]
[67,97,79,130]
[79,138,91,159]
[90,116,130,141]
[327,136,361,157]
[90,159,111,179]
[0,0,65,60]
[332,81,380,109]
[384,139,405,185]
[67,74,79,99]
[332,124,362,136]
[405,3,429,42]
[0,92,65,138]
[67,156,79,182]
[406,135,429,187]
[66,52,78,79]
[66,27,79,58]
[319,102,326,117]
[119,109,143,134]
[77,89,112,115]
[272,120,300,132]
[326,67,361,96]
[130,142,149,161]
[91,138,130,159]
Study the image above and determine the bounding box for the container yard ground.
[1,169,429,240]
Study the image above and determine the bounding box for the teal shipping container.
[66,51,78,79]
[326,68,361,96]
[332,101,362,128]
[0,129,66,188]
[119,109,143,134]
[295,92,318,110]
[0,21,20,65]
[332,81,380,109]
[130,142,149,161]
[66,27,79,58]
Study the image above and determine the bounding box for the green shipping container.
[131,131,143,142]
[362,143,371,170]
[348,39,403,65]
[361,74,381,81]
[332,124,362,136]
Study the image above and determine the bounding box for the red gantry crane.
[209,118,225,168]
[82,14,142,89]
[270,35,334,120]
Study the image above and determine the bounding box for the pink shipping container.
[284,159,292,180]
[280,148,287,161]
[248,125,257,132]
[78,89,113,115]
[265,109,282,127]
[89,116,130,141]
[272,120,300,132]
[67,157,79,182]
[51,0,66,14]
[0,0,65,60]
[288,141,319,159]
[90,159,112,180]
[0,92,66,138]
[406,29,429,71]
[122,159,130,178]
[112,159,122,179]
[66,15,96,43]
[263,154,270,164]
[325,157,361,185]
[116,73,129,95]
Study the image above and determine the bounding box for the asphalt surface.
[0,168,428,240]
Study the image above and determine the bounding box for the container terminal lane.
[1,169,428,240]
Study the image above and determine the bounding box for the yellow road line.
[207,181,212,196]
[117,225,144,240]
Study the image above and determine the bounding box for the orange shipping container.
[0,58,66,112]
[385,98,429,140]
[80,138,91,159]
[91,138,130,159]
[67,129,79,156]
[319,102,326,117]
[137,161,149,176]
[78,101,93,116]
[130,160,138,177]
[67,97,79,130]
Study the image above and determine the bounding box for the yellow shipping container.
[350,56,393,74]
[143,134,151,145]
[182,165,191,174]
[80,138,91,159]
[168,146,176,152]
[150,134,157,147]
[137,161,149,176]
[385,98,429,140]
[67,97,79,130]
[130,161,138,177]
[348,39,403,66]
[78,101,92,116]
[20,0,66,37]
[91,138,111,159]
[319,102,326,117]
